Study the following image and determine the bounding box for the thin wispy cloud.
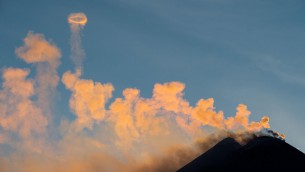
[255,55,305,85]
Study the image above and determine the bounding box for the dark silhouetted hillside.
[178,136,305,172]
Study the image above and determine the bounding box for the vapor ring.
[68,13,87,26]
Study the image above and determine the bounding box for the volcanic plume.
[0,12,290,172]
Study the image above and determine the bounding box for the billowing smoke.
[0,32,61,153]
[0,12,285,172]
[15,32,61,120]
[0,68,48,152]
[68,12,87,74]
[62,71,114,130]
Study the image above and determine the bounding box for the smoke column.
[15,32,61,121]
[68,12,87,74]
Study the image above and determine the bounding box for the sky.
[0,0,305,171]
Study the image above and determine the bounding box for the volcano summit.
[178,136,305,172]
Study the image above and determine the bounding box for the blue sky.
[1,0,305,153]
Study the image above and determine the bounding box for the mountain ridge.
[178,136,305,172]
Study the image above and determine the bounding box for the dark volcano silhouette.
[178,136,305,172]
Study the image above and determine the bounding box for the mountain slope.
[178,136,305,172]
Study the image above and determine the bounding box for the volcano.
[178,136,305,172]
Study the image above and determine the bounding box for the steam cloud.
[0,12,284,172]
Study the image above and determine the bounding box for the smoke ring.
[68,13,87,26]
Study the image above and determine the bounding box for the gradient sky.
[1,0,305,154]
